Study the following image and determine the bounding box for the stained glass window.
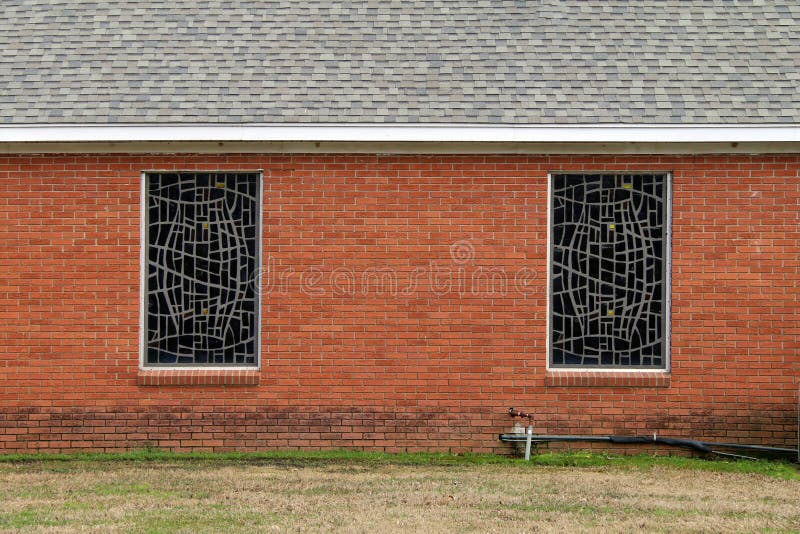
[550,173,669,368]
[144,172,260,366]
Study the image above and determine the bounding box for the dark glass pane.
[550,174,666,368]
[146,172,259,366]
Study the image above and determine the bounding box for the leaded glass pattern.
[550,173,668,368]
[145,172,260,366]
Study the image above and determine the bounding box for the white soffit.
[1,123,800,144]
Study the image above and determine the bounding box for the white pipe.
[524,425,533,461]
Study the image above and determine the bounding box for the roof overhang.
[1,123,799,154]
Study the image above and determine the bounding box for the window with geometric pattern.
[143,172,260,366]
[549,173,669,368]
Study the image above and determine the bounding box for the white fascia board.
[0,123,799,143]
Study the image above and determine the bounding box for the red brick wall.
[0,153,798,453]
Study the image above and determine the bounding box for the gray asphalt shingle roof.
[2,1,799,125]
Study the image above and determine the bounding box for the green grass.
[129,506,285,534]
[0,508,70,529]
[526,451,800,480]
[0,448,513,466]
[0,448,797,480]
[1,452,797,532]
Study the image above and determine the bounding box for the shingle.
[0,0,798,125]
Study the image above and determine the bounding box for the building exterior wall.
[0,153,797,453]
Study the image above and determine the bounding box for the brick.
[0,153,797,453]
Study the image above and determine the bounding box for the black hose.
[498,433,796,456]
[608,435,712,454]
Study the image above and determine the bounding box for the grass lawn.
[0,450,798,533]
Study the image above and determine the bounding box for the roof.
[1,1,799,126]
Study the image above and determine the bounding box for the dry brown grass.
[1,460,798,533]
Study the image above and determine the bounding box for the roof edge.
[1,123,800,144]
[5,140,800,155]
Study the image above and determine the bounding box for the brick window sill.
[545,370,670,388]
[138,369,260,386]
